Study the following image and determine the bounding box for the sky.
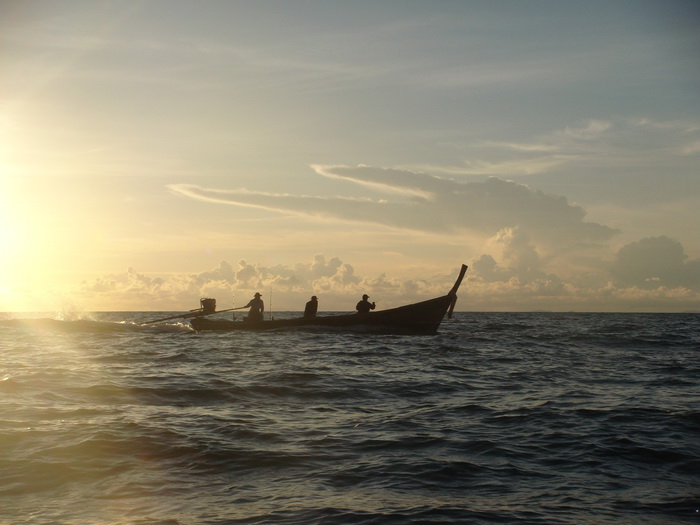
[1,0,699,313]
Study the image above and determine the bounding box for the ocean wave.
[1,312,698,524]
[0,317,193,334]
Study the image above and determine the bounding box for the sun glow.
[0,220,27,310]
[0,165,46,311]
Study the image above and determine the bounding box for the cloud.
[463,232,700,311]
[680,140,700,155]
[480,141,560,153]
[84,267,165,295]
[293,254,361,290]
[79,254,401,311]
[611,236,700,289]
[562,119,613,140]
[151,116,699,312]
[192,260,236,286]
[76,247,700,313]
[470,227,567,295]
[169,166,617,249]
[424,118,700,182]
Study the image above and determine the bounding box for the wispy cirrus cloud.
[422,156,576,176]
[169,165,618,247]
[422,118,700,178]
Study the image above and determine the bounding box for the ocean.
[1,311,698,524]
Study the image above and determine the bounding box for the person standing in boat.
[356,294,375,314]
[304,296,318,318]
[243,292,264,322]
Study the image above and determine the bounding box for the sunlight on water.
[53,301,94,322]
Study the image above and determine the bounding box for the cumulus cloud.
[469,227,568,300]
[76,242,700,311]
[192,260,236,286]
[473,228,553,283]
[170,165,617,249]
[75,243,700,313]
[458,229,700,311]
[79,254,422,311]
[611,236,700,289]
[84,267,165,295]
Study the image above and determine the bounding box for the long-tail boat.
[177,264,467,335]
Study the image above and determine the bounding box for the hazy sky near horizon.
[2,0,699,312]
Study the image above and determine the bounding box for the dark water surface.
[1,312,698,524]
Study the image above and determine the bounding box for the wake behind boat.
[186,264,467,334]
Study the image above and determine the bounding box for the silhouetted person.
[244,292,264,322]
[356,294,376,314]
[304,296,318,318]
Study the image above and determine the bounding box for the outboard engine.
[200,298,217,315]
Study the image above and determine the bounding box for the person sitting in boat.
[356,294,376,314]
[304,296,318,318]
[243,292,264,322]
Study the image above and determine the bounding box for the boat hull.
[190,264,467,334]
[190,294,455,334]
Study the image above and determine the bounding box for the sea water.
[1,312,698,524]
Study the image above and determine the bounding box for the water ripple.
[1,312,698,523]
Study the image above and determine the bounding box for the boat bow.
[447,264,468,319]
